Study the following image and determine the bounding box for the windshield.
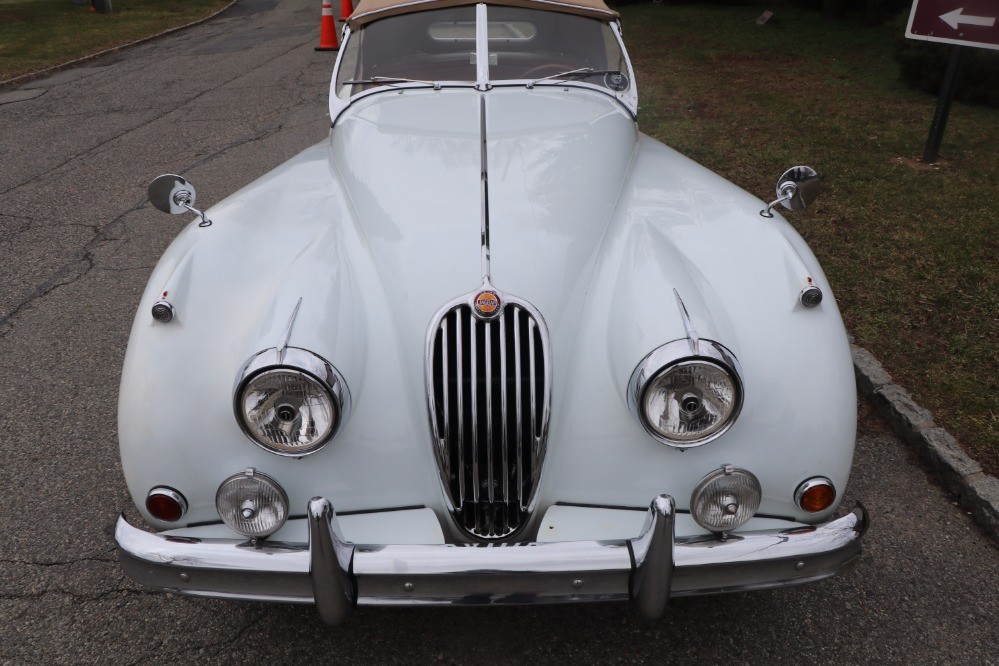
[335,5,629,98]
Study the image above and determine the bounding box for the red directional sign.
[906,0,999,51]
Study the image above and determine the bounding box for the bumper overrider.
[115,495,868,624]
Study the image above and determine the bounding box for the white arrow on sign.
[940,8,997,30]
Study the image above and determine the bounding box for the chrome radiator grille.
[428,300,550,540]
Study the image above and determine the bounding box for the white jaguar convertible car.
[115,0,867,623]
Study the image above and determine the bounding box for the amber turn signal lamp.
[146,487,188,522]
[795,477,836,513]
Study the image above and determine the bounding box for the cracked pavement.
[1,0,997,662]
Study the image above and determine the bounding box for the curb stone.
[852,344,999,542]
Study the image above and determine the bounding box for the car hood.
[330,88,643,388]
[120,87,854,522]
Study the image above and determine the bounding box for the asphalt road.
[1,0,997,662]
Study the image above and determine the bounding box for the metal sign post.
[922,45,964,163]
[905,0,999,162]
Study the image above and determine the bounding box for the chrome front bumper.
[116,495,868,625]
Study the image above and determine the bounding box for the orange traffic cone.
[315,0,339,51]
[340,0,354,22]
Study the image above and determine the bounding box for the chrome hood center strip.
[479,93,491,281]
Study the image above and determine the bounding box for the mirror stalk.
[760,182,798,218]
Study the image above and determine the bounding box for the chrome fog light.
[216,469,289,538]
[690,465,761,533]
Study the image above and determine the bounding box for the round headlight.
[216,469,289,538]
[690,465,761,533]
[628,340,743,448]
[239,368,337,455]
[235,348,349,457]
[643,361,738,443]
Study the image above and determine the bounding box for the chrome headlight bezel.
[234,347,350,457]
[627,339,744,448]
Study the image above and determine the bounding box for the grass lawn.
[621,2,997,474]
[0,0,231,81]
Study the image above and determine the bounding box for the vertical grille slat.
[527,318,537,507]
[429,299,549,540]
[499,311,509,505]
[454,311,465,507]
[485,323,495,505]
[470,318,480,505]
[440,320,450,481]
[513,306,524,511]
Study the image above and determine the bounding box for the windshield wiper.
[526,67,621,88]
[343,76,442,90]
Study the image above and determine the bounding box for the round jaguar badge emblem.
[604,72,629,92]
[473,290,501,318]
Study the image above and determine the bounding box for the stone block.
[851,345,892,397]
[914,428,983,495]
[966,476,999,540]
[872,383,934,441]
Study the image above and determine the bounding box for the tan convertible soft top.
[348,0,619,27]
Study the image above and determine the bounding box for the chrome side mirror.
[761,166,820,218]
[148,174,212,227]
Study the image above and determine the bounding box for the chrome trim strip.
[479,95,491,280]
[672,289,700,357]
[626,338,744,449]
[115,502,866,619]
[277,297,303,362]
